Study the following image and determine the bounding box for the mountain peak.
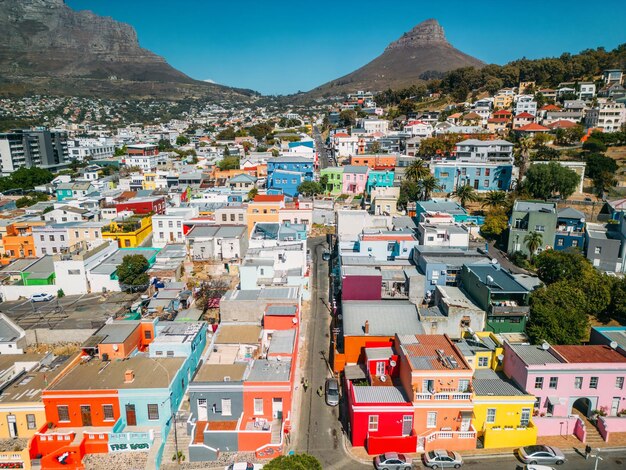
[386,19,448,51]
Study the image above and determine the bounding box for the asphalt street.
[314,125,334,169]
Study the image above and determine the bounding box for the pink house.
[503,342,626,439]
[342,165,369,195]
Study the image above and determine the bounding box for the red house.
[116,196,166,215]
[341,266,382,301]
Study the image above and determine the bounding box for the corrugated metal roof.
[353,386,409,404]
[365,347,394,361]
[472,369,528,397]
[266,305,297,316]
[509,344,561,365]
[342,301,422,337]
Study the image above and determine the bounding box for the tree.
[398,180,421,210]
[319,174,329,191]
[593,171,617,198]
[419,175,442,200]
[216,127,236,140]
[533,145,560,161]
[582,139,607,153]
[524,162,580,200]
[515,136,533,181]
[369,141,382,154]
[451,184,480,208]
[247,188,258,200]
[0,167,54,192]
[158,139,172,151]
[218,156,240,171]
[297,181,323,197]
[264,454,322,470]
[175,135,190,146]
[534,249,591,285]
[114,145,127,157]
[481,190,507,210]
[585,153,618,180]
[404,159,430,183]
[527,281,589,345]
[524,231,543,257]
[116,255,149,287]
[480,208,509,238]
[339,110,357,127]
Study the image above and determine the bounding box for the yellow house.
[65,221,108,248]
[457,331,504,371]
[246,195,284,235]
[142,172,157,190]
[472,369,537,449]
[494,93,514,110]
[102,216,152,248]
[0,354,70,470]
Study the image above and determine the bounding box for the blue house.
[432,161,513,192]
[267,156,314,197]
[365,170,395,193]
[288,140,314,150]
[415,199,485,226]
[555,207,586,251]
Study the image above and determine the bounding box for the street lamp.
[593,448,603,470]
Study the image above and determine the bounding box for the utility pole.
[172,410,180,465]
[593,449,603,470]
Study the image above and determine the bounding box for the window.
[574,377,583,389]
[158,221,163,228]
[557,239,564,247]
[571,240,578,247]
[238,214,244,221]
[485,168,491,176]
[144,330,152,339]
[535,225,545,232]
[221,399,232,416]
[147,404,159,420]
[57,405,70,422]
[458,379,470,392]
[49,235,55,241]
[484,180,489,187]
[177,221,182,227]
[426,411,437,428]
[595,247,602,255]
[68,269,81,275]
[368,415,379,431]
[590,377,599,389]
[222,214,227,221]
[102,405,114,421]
[478,357,489,367]
[549,377,558,389]
[535,377,544,389]
[60,235,65,241]
[486,408,496,423]
[617,377,624,389]
[26,414,37,429]
[254,398,263,415]
[40,235,45,241]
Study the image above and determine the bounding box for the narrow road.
[313,125,333,169]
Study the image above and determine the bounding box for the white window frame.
[426,411,437,428]
[254,398,263,415]
[486,408,496,424]
[368,415,379,432]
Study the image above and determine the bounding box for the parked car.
[422,449,463,468]
[322,251,331,261]
[373,452,412,470]
[225,462,264,470]
[325,378,339,406]
[30,293,54,302]
[517,445,565,465]
[524,465,555,470]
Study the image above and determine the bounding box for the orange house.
[350,155,396,170]
[263,304,299,331]
[246,195,284,235]
[1,221,45,264]
[84,320,156,360]
[396,334,476,452]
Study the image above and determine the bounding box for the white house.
[186,225,248,261]
[0,314,26,354]
[358,118,389,135]
[152,206,199,249]
[585,100,626,132]
[515,95,538,116]
[404,120,434,138]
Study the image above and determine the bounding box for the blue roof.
[288,141,314,149]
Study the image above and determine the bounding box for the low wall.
[0,449,31,470]
[0,285,58,302]
[24,328,97,346]
[367,434,417,455]
[483,424,537,449]
[598,416,626,442]
[533,416,579,437]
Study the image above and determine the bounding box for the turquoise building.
[366,170,395,193]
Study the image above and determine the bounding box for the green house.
[460,264,531,334]
[20,255,56,286]
[320,167,344,195]
[507,200,557,256]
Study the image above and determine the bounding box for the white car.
[30,293,54,302]
[225,463,264,470]
[524,466,555,470]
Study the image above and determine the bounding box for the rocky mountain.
[0,0,255,100]
[308,19,484,97]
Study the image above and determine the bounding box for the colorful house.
[555,207,586,251]
[266,156,314,197]
[366,170,395,193]
[320,167,343,195]
[342,165,369,195]
[115,196,166,215]
[432,161,514,193]
[1,221,45,264]
[350,155,396,170]
[246,195,285,235]
[507,201,558,256]
[102,216,152,248]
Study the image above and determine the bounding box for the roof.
[508,344,561,365]
[515,112,535,119]
[49,355,184,390]
[93,321,139,344]
[417,199,466,215]
[352,386,409,404]
[186,225,246,239]
[465,264,528,293]
[267,329,296,355]
[265,305,298,316]
[194,363,247,383]
[398,334,470,371]
[558,207,586,219]
[472,369,529,397]
[0,315,21,343]
[253,195,284,203]
[365,347,394,361]
[342,165,369,174]
[513,201,556,213]
[228,173,257,183]
[0,354,70,404]
[216,324,262,344]
[342,301,423,337]
[267,156,312,164]
[456,139,513,147]
[517,123,551,132]
[246,359,291,382]
[547,120,577,129]
[551,345,626,364]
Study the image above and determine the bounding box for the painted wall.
[342,275,382,301]
[43,390,120,428]
[0,404,44,439]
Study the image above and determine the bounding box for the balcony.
[414,392,472,401]
[419,425,477,452]
[490,304,530,315]
[481,421,537,449]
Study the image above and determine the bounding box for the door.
[272,398,283,419]
[125,404,137,426]
[197,399,208,421]
[376,361,386,376]
[460,412,471,432]
[612,397,621,416]
[80,405,92,426]
[7,415,17,438]
[402,415,413,436]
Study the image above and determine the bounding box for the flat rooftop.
[0,354,69,403]
[246,359,291,382]
[472,369,528,397]
[342,301,423,337]
[353,386,409,404]
[50,355,184,390]
[216,324,262,345]
[466,265,528,293]
[397,334,470,371]
[193,363,247,383]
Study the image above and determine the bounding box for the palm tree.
[481,190,507,210]
[419,175,442,200]
[524,231,543,258]
[451,184,481,208]
[516,136,533,182]
[404,159,430,183]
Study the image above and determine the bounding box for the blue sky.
[67,0,626,95]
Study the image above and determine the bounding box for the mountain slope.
[0,0,255,100]
[308,19,484,97]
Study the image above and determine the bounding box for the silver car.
[517,445,565,465]
[374,452,412,470]
[325,378,339,406]
[422,449,463,468]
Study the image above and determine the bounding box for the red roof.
[514,112,535,119]
[488,118,509,123]
[401,335,470,371]
[540,104,561,111]
[547,120,577,129]
[406,120,427,126]
[517,123,550,132]
[552,345,626,364]
[334,132,350,138]
[493,110,512,116]
[253,195,284,203]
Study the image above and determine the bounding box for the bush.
[57,289,65,298]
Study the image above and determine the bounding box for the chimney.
[364,320,370,335]
[124,369,135,383]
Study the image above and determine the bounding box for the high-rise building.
[0,129,69,175]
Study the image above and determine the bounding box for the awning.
[547,396,560,406]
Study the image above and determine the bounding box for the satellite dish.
[610,341,618,350]
[541,342,550,350]
[497,354,504,362]
[389,360,397,367]
[379,375,387,382]
[112,344,119,351]
[491,258,498,264]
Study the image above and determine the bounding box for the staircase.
[572,410,605,445]
[271,419,282,444]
